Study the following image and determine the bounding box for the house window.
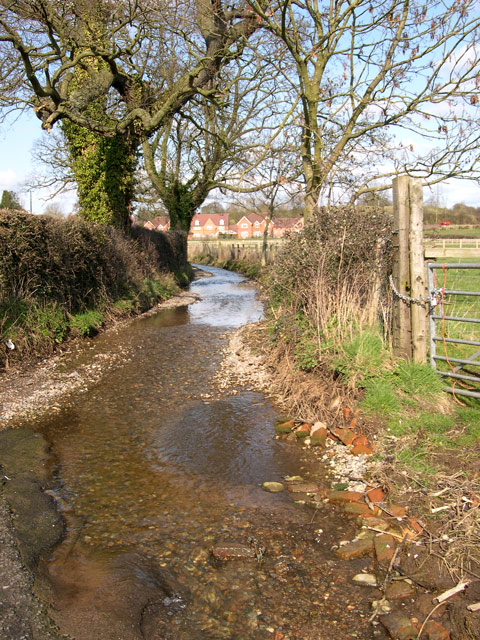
[206,225,213,229]
[241,223,248,228]
[255,221,260,227]
[195,220,200,225]
[219,219,224,225]
[241,231,249,238]
[253,231,261,237]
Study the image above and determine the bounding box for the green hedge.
[0,211,189,367]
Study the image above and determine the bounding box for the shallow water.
[31,266,383,639]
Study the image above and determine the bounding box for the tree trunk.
[62,121,138,228]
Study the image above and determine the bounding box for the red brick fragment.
[295,423,311,438]
[310,427,327,447]
[407,517,424,534]
[421,620,451,640]
[366,487,386,503]
[352,434,369,447]
[388,504,407,518]
[334,537,374,560]
[374,533,396,563]
[327,490,363,504]
[351,443,374,455]
[332,428,356,445]
[344,503,379,517]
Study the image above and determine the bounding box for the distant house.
[143,216,171,231]
[190,213,230,237]
[187,212,304,238]
[235,213,274,239]
[271,217,304,238]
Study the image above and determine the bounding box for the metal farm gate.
[427,263,480,400]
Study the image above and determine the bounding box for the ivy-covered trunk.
[63,121,138,228]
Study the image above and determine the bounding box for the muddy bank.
[0,428,65,639]
[0,289,200,428]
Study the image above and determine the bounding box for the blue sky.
[0,111,76,214]
[1,110,480,214]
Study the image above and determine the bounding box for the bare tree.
[141,46,294,230]
[0,0,259,225]
[248,0,480,217]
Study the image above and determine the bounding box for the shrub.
[266,205,393,376]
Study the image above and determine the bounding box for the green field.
[425,226,480,238]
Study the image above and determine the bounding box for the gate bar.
[433,337,480,347]
[434,355,480,367]
[430,315,480,324]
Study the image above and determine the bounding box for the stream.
[29,266,383,639]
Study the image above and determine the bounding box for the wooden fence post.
[409,178,427,363]
[392,176,427,363]
[392,176,412,359]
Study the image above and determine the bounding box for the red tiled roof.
[273,217,303,228]
[191,213,229,227]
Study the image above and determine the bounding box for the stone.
[332,428,356,445]
[375,534,396,564]
[284,475,304,483]
[380,612,418,639]
[262,482,285,493]
[212,542,256,561]
[310,427,328,447]
[311,421,328,435]
[372,599,393,614]
[358,516,392,531]
[352,573,378,586]
[295,424,311,438]
[334,538,374,560]
[344,502,379,517]
[286,483,319,494]
[327,490,364,504]
[421,620,451,640]
[385,581,416,600]
[274,420,295,434]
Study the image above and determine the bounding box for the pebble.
[352,573,378,586]
[262,482,285,493]
[372,599,393,614]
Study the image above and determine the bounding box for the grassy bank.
[242,207,480,582]
[0,211,192,369]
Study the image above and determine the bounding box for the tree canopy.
[1,0,479,225]
[0,189,22,210]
